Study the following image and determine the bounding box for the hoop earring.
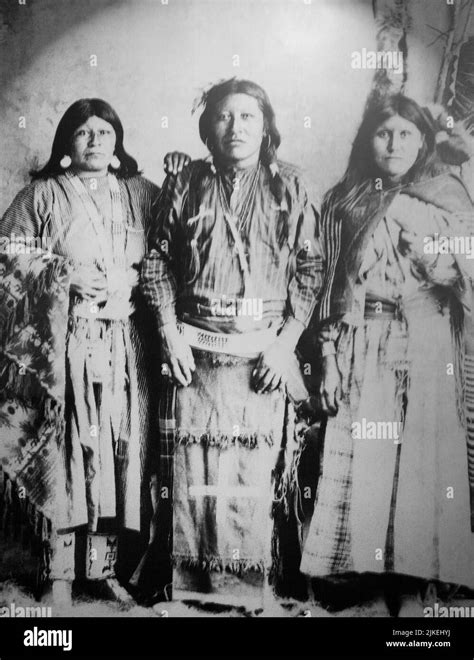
[60,155,72,169]
[265,135,272,150]
[110,155,121,170]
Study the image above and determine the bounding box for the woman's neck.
[73,168,109,179]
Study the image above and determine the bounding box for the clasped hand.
[159,323,195,387]
[251,340,294,394]
[319,354,342,415]
[70,265,139,305]
[159,329,295,393]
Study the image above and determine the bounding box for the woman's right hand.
[319,354,342,416]
[159,322,195,387]
[70,265,107,303]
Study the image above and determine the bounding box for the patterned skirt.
[301,301,474,588]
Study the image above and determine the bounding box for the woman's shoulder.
[16,176,56,196]
[121,174,160,197]
[403,171,472,215]
[3,177,56,215]
[275,160,321,206]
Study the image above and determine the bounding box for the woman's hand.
[163,152,191,176]
[159,322,195,387]
[319,354,342,415]
[126,267,139,295]
[70,265,107,304]
[398,228,426,257]
[252,340,294,394]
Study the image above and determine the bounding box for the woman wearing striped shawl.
[137,78,323,610]
[0,99,187,604]
[300,94,474,615]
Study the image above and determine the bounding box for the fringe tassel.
[192,350,256,368]
[172,553,266,574]
[451,297,468,429]
[175,431,274,449]
[0,468,52,589]
[464,353,474,490]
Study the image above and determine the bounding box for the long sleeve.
[1,182,46,238]
[140,170,190,328]
[286,178,324,329]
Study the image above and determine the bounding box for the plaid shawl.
[318,172,473,324]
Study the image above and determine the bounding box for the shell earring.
[110,155,121,170]
[60,155,72,169]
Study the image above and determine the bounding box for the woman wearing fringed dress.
[300,94,474,616]
[0,98,188,605]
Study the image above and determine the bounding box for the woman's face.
[209,93,265,168]
[371,114,424,181]
[69,115,117,177]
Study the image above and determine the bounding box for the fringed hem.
[192,349,257,367]
[176,431,274,449]
[0,354,66,523]
[172,553,267,574]
[0,468,52,591]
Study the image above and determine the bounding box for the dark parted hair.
[198,78,281,164]
[197,78,290,246]
[31,98,141,180]
[326,93,443,218]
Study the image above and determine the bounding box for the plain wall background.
[0,0,453,213]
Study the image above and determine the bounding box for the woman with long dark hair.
[300,94,474,615]
[0,98,188,604]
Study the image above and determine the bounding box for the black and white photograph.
[0,0,473,655]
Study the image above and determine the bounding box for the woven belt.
[177,299,286,318]
[176,321,277,358]
[72,297,135,321]
[364,297,401,320]
[364,294,444,320]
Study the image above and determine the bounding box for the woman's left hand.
[252,341,294,394]
[126,267,139,293]
[398,228,426,256]
[107,267,139,302]
[163,152,191,175]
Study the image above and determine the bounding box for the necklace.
[217,163,261,235]
[64,171,125,271]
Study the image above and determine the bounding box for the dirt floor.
[2,532,473,619]
[0,531,390,618]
